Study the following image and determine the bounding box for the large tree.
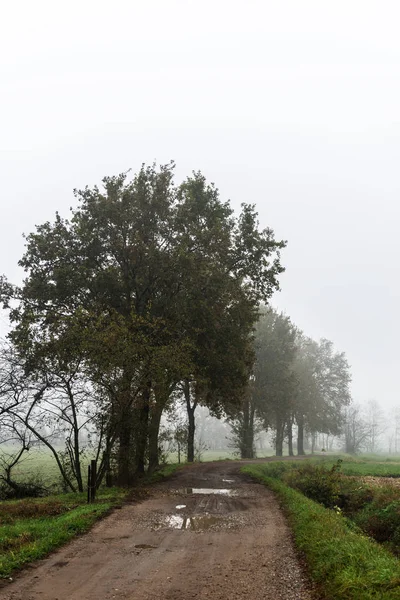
[229,309,297,458]
[232,312,353,458]
[2,163,285,482]
[294,336,351,454]
[253,310,298,456]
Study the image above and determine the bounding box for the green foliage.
[294,336,352,438]
[353,495,400,552]
[238,308,352,458]
[249,457,400,562]
[244,464,400,600]
[252,309,298,455]
[282,460,343,508]
[2,162,286,483]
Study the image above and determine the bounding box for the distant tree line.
[228,309,352,458]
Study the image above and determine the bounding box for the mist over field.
[2,1,400,415]
[2,5,400,599]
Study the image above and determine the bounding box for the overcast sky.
[1,0,399,409]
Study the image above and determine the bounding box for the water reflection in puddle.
[176,488,238,496]
[222,479,235,484]
[176,504,186,510]
[156,514,223,531]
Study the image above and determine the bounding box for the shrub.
[354,498,400,550]
[282,461,343,508]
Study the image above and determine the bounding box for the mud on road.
[1,460,313,600]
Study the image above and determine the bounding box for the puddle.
[176,488,239,496]
[176,504,186,510]
[155,514,223,531]
[222,479,235,484]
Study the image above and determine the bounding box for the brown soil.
[360,476,400,488]
[1,460,313,600]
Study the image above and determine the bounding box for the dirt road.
[1,461,312,600]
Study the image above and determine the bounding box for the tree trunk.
[67,382,83,492]
[105,449,113,487]
[275,415,284,456]
[116,370,136,486]
[73,435,83,492]
[287,418,294,456]
[241,399,255,458]
[184,380,197,463]
[148,403,163,473]
[134,383,151,475]
[187,405,196,462]
[311,432,316,454]
[297,414,305,455]
[117,413,133,486]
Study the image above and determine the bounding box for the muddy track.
[1,460,313,600]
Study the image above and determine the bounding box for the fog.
[1,0,400,409]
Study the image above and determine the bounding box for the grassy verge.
[143,462,182,484]
[0,487,126,579]
[243,464,400,600]
[0,462,181,579]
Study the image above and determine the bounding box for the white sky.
[1,0,399,408]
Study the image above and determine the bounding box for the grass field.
[1,448,62,488]
[311,455,400,477]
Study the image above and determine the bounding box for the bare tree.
[0,342,113,493]
[343,403,371,454]
[364,399,384,453]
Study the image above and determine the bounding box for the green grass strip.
[0,487,126,578]
[0,462,183,579]
[310,457,400,478]
[243,465,400,600]
[143,462,182,484]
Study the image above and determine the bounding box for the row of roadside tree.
[0,163,353,496]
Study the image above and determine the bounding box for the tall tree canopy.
[1,163,286,484]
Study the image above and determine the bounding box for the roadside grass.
[244,463,400,600]
[0,461,182,579]
[144,462,182,484]
[0,487,126,579]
